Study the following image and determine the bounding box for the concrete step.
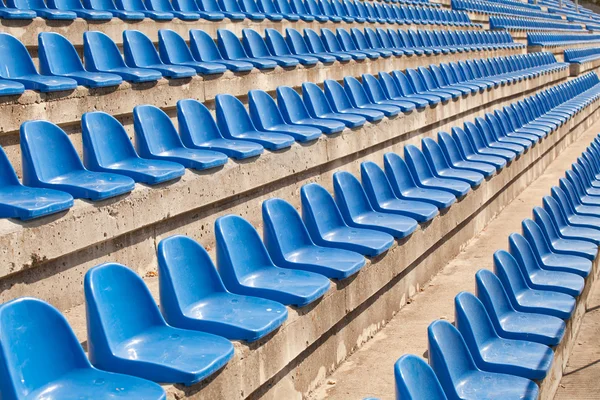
[307,113,600,400]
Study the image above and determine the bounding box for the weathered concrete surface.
[0,67,567,298]
[307,116,600,400]
[530,40,600,61]
[569,57,600,76]
[554,280,600,400]
[55,100,600,400]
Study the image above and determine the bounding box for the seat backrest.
[276,85,312,122]
[242,28,271,58]
[475,269,514,324]
[117,0,148,11]
[158,29,194,64]
[285,28,311,54]
[249,89,287,129]
[302,82,334,117]
[219,0,242,11]
[394,354,447,400]
[508,232,543,277]
[422,137,450,169]
[215,93,258,137]
[172,0,200,11]
[494,249,530,296]
[360,160,397,204]
[0,33,38,78]
[324,79,354,112]
[404,144,435,180]
[81,111,138,169]
[262,197,315,257]
[336,27,358,51]
[437,131,464,165]
[362,73,388,103]
[384,152,418,194]
[343,76,371,107]
[10,0,48,9]
[333,170,374,220]
[378,71,402,99]
[133,105,184,155]
[0,146,20,187]
[301,182,347,235]
[123,30,163,67]
[84,0,119,10]
[177,98,224,146]
[20,121,84,184]
[85,263,166,361]
[522,218,553,258]
[0,298,91,399]
[217,29,248,59]
[265,28,292,56]
[215,214,276,279]
[84,31,126,71]
[146,0,175,11]
[189,29,224,62]
[38,32,84,75]
[454,291,498,365]
[319,28,342,52]
[157,235,227,318]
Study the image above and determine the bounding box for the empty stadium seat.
[421,137,485,186]
[189,29,254,72]
[454,292,553,380]
[48,0,113,18]
[475,269,566,346]
[85,263,235,385]
[323,79,385,122]
[0,0,36,18]
[394,354,447,400]
[173,0,223,19]
[264,28,320,65]
[38,32,123,89]
[437,132,497,178]
[451,127,507,169]
[242,29,299,67]
[301,183,395,256]
[81,111,185,185]
[158,30,228,75]
[0,145,73,220]
[215,214,331,306]
[428,320,539,400]
[157,235,288,341]
[133,105,229,170]
[20,121,136,201]
[217,29,278,69]
[115,0,173,19]
[546,190,600,243]
[177,99,264,159]
[8,0,76,18]
[262,198,366,279]
[146,0,200,19]
[83,0,145,19]
[0,297,167,400]
[301,82,367,128]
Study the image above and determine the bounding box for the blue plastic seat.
[264,28,319,65]
[82,111,185,185]
[177,99,264,160]
[494,250,575,320]
[133,105,228,170]
[145,0,200,19]
[509,232,585,297]
[39,33,123,89]
[215,94,295,150]
[437,132,496,178]
[276,86,345,134]
[522,219,592,278]
[48,0,112,18]
[123,30,196,79]
[361,74,417,113]
[8,0,76,18]
[428,320,539,400]
[115,0,173,19]
[21,121,135,201]
[172,0,223,19]
[454,292,553,380]
[189,29,253,72]
[421,138,484,187]
[217,29,278,70]
[376,71,426,110]
[555,180,600,228]
[394,354,447,400]
[323,79,385,123]
[343,76,401,118]
[463,122,517,162]
[0,33,77,93]
[360,161,439,223]
[0,0,36,18]
[0,297,167,400]
[262,198,366,279]
[158,30,227,75]
[242,29,299,68]
[215,214,331,306]
[257,0,295,20]
[248,89,323,142]
[157,235,288,341]
[451,127,507,170]
[0,145,73,220]
[475,269,566,346]
[333,171,418,239]
[198,0,242,19]
[307,28,355,62]
[301,82,366,128]
[85,263,235,385]
[83,0,145,19]
[84,32,162,83]
[240,0,280,20]
[301,183,395,257]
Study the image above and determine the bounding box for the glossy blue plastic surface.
[475,269,566,346]
[115,0,173,19]
[454,292,553,380]
[421,137,484,187]
[0,297,167,400]
[544,193,600,245]
[276,86,345,134]
[134,105,228,170]
[262,198,365,279]
[20,120,135,201]
[509,232,585,297]
[216,94,295,150]
[0,145,73,220]
[49,0,113,19]
[157,235,287,341]
[301,182,395,256]
[301,82,366,128]
[394,354,447,400]
[177,98,264,159]
[38,32,122,88]
[242,29,298,67]
[9,0,76,18]
[85,263,235,385]
[82,111,185,185]
[0,33,77,92]
[437,131,496,178]
[83,0,145,20]
[84,31,162,83]
[189,29,254,72]
[264,28,319,65]
[158,30,227,75]
[428,320,539,400]
[217,29,278,69]
[323,79,385,122]
[215,214,331,306]
[494,250,575,320]
[451,127,507,170]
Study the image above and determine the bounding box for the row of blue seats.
[564,46,600,63]
[377,0,436,7]
[489,15,585,31]
[486,0,542,11]
[394,135,600,399]
[0,52,568,219]
[0,0,439,21]
[0,28,520,94]
[451,0,562,20]
[528,32,600,46]
[1,70,599,399]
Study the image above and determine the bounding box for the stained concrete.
[570,57,600,76]
[307,114,600,400]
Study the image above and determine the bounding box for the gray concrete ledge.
[0,67,567,289]
[57,88,600,400]
[530,41,600,61]
[569,57,600,76]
